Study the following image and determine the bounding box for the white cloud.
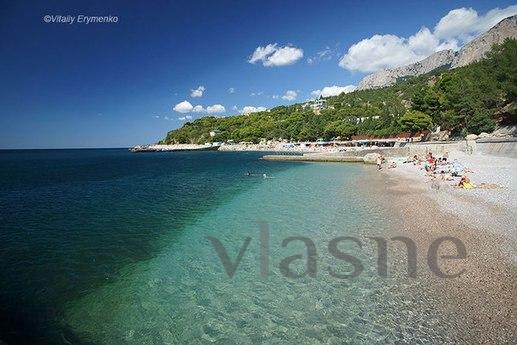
[435,6,517,41]
[250,91,263,96]
[241,106,267,114]
[311,85,356,98]
[192,105,205,113]
[281,90,297,101]
[339,34,428,73]
[339,5,517,73]
[232,105,238,111]
[190,86,205,98]
[173,100,193,113]
[206,104,226,114]
[178,115,193,121]
[272,95,279,99]
[228,87,235,94]
[174,101,225,115]
[434,8,479,40]
[152,115,160,119]
[408,27,440,56]
[249,43,304,67]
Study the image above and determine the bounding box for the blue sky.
[0,0,515,148]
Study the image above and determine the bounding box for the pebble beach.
[363,149,517,343]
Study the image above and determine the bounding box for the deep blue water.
[0,149,297,344]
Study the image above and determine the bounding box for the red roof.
[351,131,429,140]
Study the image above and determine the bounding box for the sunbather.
[457,176,474,189]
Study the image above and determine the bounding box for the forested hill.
[161,39,517,145]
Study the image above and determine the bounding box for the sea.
[0,149,450,344]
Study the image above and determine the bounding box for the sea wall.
[475,139,517,159]
[262,139,517,163]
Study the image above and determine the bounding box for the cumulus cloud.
[311,85,356,98]
[241,106,267,114]
[206,104,226,114]
[339,34,431,73]
[192,105,205,113]
[435,6,517,40]
[173,100,193,113]
[339,5,517,73]
[249,43,304,66]
[434,8,479,40]
[174,101,226,115]
[281,90,297,101]
[190,86,205,98]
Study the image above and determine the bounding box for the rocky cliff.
[451,15,517,68]
[358,15,517,90]
[358,50,456,90]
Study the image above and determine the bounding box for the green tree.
[323,121,356,139]
[399,111,433,132]
[467,111,496,134]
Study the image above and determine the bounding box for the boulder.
[430,130,450,141]
[478,132,490,138]
[363,153,381,164]
[465,134,478,140]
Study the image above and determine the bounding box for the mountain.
[358,15,517,90]
[358,50,456,90]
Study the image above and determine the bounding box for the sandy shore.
[359,151,517,343]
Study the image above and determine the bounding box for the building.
[312,96,327,110]
[302,96,328,114]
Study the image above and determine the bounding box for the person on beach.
[376,156,382,170]
[457,176,474,189]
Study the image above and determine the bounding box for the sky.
[0,0,516,148]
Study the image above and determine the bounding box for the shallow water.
[1,149,449,344]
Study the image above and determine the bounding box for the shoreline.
[358,152,516,343]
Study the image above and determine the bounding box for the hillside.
[161,39,517,145]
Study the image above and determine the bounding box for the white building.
[302,96,327,113]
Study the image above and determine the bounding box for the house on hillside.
[302,96,328,114]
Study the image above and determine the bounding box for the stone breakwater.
[129,144,220,152]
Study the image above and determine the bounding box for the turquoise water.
[0,149,447,344]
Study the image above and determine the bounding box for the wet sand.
[358,166,517,344]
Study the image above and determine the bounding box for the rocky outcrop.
[358,15,517,90]
[452,15,517,68]
[363,152,381,164]
[358,50,456,90]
